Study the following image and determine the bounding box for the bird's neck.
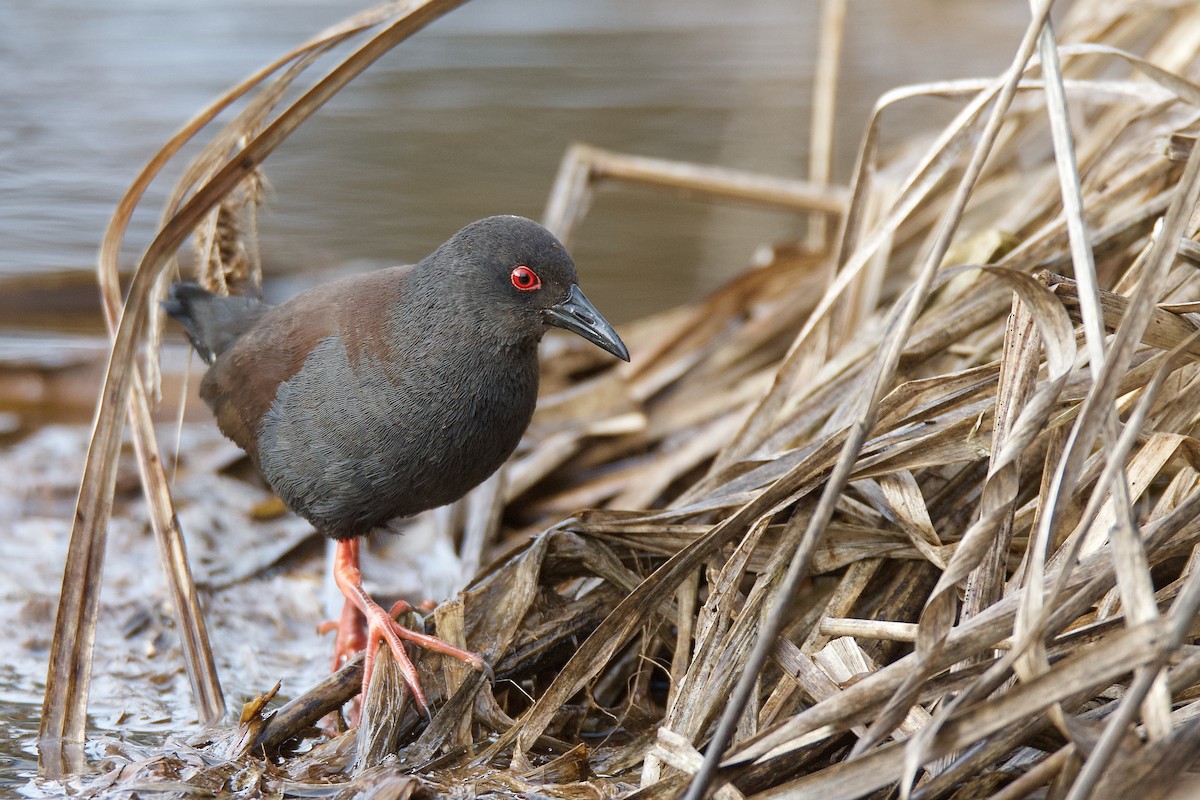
[399,264,542,355]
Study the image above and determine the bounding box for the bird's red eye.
[510,265,541,291]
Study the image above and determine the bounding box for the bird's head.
[425,215,629,361]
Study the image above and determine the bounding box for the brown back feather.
[199,266,409,462]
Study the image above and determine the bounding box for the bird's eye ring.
[510,265,541,291]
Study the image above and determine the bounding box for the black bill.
[543,284,630,362]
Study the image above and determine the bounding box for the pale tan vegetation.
[38,1,1200,798]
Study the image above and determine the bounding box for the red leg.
[318,595,366,671]
[331,538,486,717]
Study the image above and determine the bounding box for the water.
[1,0,1028,322]
[0,0,1031,791]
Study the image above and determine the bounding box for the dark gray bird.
[164,215,628,713]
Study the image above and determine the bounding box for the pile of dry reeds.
[39,1,1200,798]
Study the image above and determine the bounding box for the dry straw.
[38,0,1200,798]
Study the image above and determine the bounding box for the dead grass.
[37,0,1200,798]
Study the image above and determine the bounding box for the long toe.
[381,602,489,675]
[361,603,431,717]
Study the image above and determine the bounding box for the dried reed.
[44,1,1200,798]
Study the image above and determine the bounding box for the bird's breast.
[255,334,539,537]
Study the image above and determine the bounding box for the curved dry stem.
[40,0,470,766]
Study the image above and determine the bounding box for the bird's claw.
[360,604,430,716]
[387,599,421,625]
[357,598,495,720]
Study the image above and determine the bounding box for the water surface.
[2,0,1029,320]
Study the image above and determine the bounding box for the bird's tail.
[162,282,269,364]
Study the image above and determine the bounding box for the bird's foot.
[358,596,489,719]
[317,598,370,727]
[321,594,490,723]
[317,596,368,672]
[331,538,489,720]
